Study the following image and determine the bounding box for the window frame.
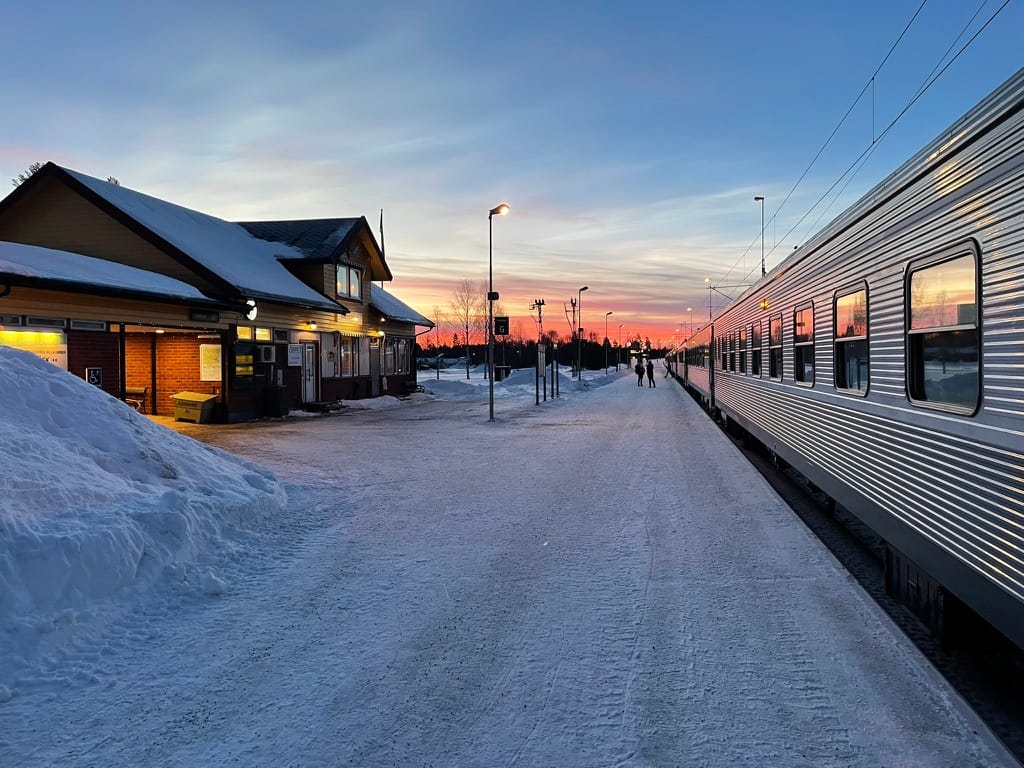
[751,321,762,377]
[769,313,783,380]
[905,241,981,415]
[336,263,364,300]
[834,282,869,396]
[792,301,815,386]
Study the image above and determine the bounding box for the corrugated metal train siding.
[700,69,1024,625]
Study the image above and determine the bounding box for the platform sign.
[494,316,510,336]
[86,367,102,386]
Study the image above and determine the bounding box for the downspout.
[118,323,127,403]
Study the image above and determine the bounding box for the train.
[667,66,1024,650]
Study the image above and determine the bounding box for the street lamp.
[618,323,623,370]
[576,286,588,379]
[687,306,693,336]
[754,195,765,277]
[604,311,613,373]
[488,203,509,421]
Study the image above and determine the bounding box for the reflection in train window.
[769,314,783,379]
[793,303,814,384]
[739,327,747,374]
[751,322,762,377]
[907,251,979,411]
[834,287,868,394]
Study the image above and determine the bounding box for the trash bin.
[171,392,218,423]
[494,365,512,381]
[265,384,290,417]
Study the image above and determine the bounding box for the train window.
[729,332,736,372]
[907,250,979,412]
[834,287,868,394]
[793,303,814,385]
[751,322,762,377]
[769,314,783,379]
[739,328,747,374]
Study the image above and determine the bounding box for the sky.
[1,0,1021,345]
[1,344,1017,766]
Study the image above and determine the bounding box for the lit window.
[337,265,363,299]
[834,287,868,393]
[907,249,978,411]
[254,327,272,342]
[793,303,814,384]
[236,327,253,340]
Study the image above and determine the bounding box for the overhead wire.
[766,0,1012,263]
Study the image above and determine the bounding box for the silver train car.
[668,67,1024,649]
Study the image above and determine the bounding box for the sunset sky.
[1,1,1020,346]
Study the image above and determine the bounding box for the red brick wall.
[124,334,153,411]
[155,333,221,416]
[67,329,121,399]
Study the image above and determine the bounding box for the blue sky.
[2,0,1021,343]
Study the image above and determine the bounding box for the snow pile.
[419,363,629,401]
[0,347,286,649]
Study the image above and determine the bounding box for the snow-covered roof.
[0,240,215,303]
[62,168,345,312]
[370,283,433,328]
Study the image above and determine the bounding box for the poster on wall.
[287,344,302,366]
[199,344,223,382]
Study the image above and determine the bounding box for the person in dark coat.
[635,361,644,386]
[646,360,656,387]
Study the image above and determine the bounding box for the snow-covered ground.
[0,349,1015,767]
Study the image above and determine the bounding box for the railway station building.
[0,162,433,422]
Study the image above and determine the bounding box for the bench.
[125,386,149,413]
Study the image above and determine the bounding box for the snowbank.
[0,347,286,650]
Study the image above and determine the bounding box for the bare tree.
[11,162,42,187]
[448,279,485,379]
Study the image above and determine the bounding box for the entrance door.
[301,343,317,403]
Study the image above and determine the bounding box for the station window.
[793,303,814,384]
[769,314,783,379]
[336,264,363,300]
[739,328,747,374]
[907,248,979,412]
[751,322,762,377]
[834,286,868,393]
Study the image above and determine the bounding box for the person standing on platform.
[646,359,655,387]
[635,360,644,386]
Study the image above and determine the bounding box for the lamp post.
[488,203,509,421]
[754,195,765,277]
[617,323,623,370]
[576,286,588,379]
[604,311,613,373]
[687,306,693,336]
